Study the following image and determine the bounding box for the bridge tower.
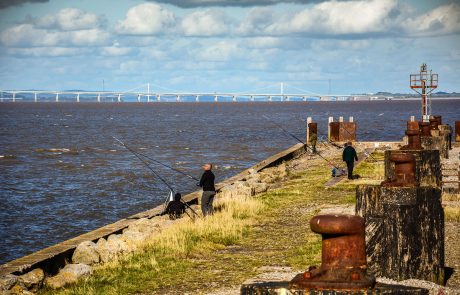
[410,63,438,121]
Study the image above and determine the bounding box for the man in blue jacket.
[342,141,358,180]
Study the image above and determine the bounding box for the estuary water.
[1,100,459,264]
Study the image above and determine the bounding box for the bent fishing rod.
[113,136,199,218]
[113,138,199,182]
[262,115,343,170]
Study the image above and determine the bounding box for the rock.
[126,218,160,235]
[18,268,44,292]
[0,274,18,291]
[95,238,114,263]
[96,234,132,263]
[251,182,268,194]
[72,241,100,265]
[45,264,92,289]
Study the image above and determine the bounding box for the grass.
[445,207,460,222]
[39,149,386,295]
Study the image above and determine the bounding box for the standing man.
[342,141,358,180]
[198,163,216,216]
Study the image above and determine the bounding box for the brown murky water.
[1,100,459,264]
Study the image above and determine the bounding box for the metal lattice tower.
[410,63,438,121]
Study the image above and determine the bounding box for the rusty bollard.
[429,118,439,131]
[402,121,422,150]
[382,153,417,187]
[290,215,375,290]
[433,115,442,126]
[419,121,431,136]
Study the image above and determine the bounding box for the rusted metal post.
[382,153,417,187]
[403,121,422,150]
[419,121,431,136]
[456,121,460,142]
[290,214,375,290]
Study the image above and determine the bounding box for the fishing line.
[113,136,199,218]
[262,115,343,170]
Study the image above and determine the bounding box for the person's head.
[174,192,182,201]
[202,163,212,171]
[347,141,352,147]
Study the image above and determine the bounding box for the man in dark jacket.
[342,141,358,180]
[164,192,186,220]
[198,163,216,216]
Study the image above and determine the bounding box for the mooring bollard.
[329,116,356,143]
[403,121,422,150]
[382,153,417,187]
[290,214,375,290]
[419,121,431,136]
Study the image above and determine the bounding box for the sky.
[0,0,459,95]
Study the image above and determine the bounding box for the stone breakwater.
[0,143,306,294]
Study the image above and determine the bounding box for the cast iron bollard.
[429,118,439,131]
[419,122,431,136]
[381,153,417,187]
[403,121,422,150]
[290,214,375,290]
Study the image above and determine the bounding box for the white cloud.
[403,3,460,37]
[7,47,88,57]
[115,3,175,35]
[36,8,104,31]
[194,40,240,62]
[101,45,132,56]
[0,24,110,47]
[266,0,399,36]
[237,7,275,35]
[181,9,230,36]
[0,24,59,47]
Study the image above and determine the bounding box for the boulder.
[45,264,92,289]
[95,237,115,263]
[18,268,44,292]
[72,241,100,265]
[126,218,160,235]
[0,274,18,291]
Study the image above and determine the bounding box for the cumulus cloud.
[181,9,231,36]
[237,7,275,35]
[403,3,460,36]
[115,3,175,35]
[101,43,133,56]
[149,0,326,8]
[0,0,47,9]
[0,24,110,47]
[36,8,105,31]
[194,40,241,61]
[265,0,400,36]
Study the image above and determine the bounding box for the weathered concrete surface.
[421,134,449,159]
[384,149,441,187]
[0,143,306,277]
[356,185,445,285]
[240,280,428,294]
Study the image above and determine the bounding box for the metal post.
[328,116,334,140]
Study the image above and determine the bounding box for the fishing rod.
[263,115,343,170]
[112,137,199,182]
[132,150,199,182]
[337,125,378,162]
[113,136,199,218]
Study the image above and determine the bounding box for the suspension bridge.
[0,82,387,103]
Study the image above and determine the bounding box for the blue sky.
[0,0,459,94]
